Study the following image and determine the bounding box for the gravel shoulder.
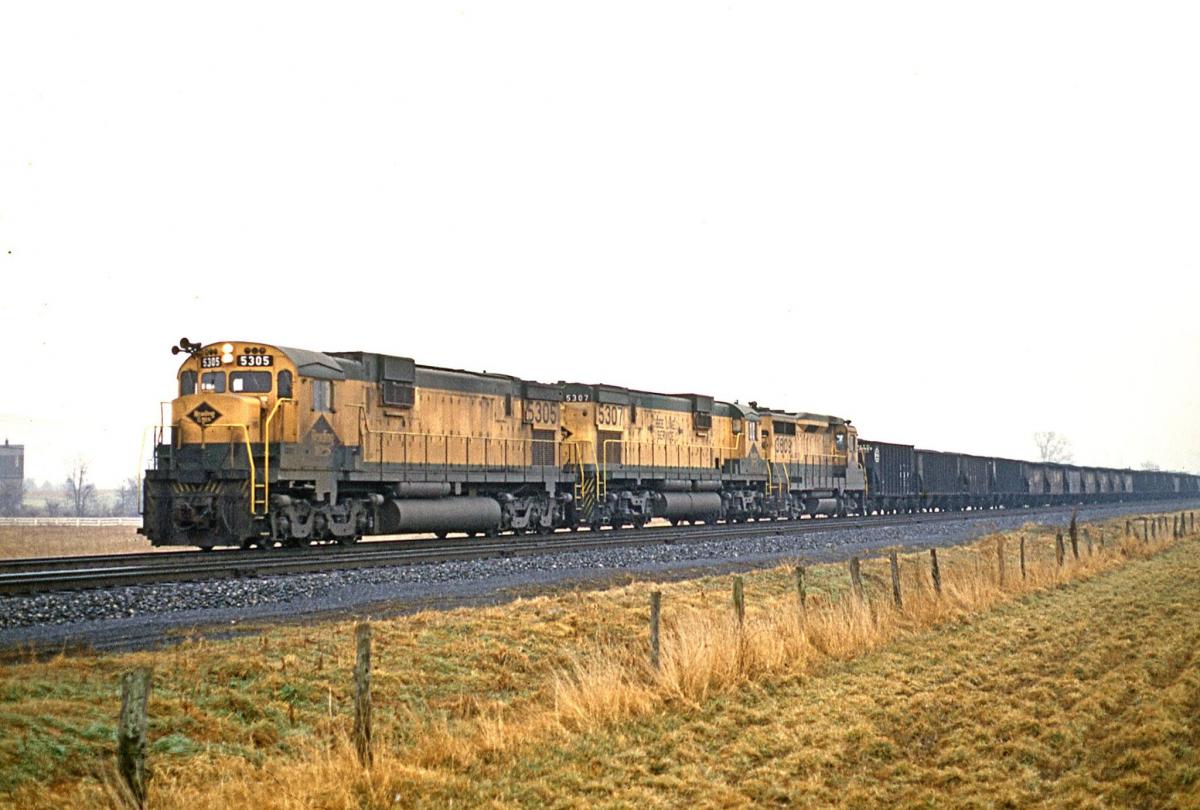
[3,501,1194,654]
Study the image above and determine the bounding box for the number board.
[525,399,559,427]
[237,354,273,367]
[562,385,592,403]
[595,403,626,429]
[200,355,221,369]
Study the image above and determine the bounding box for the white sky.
[1,2,1198,486]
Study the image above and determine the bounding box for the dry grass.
[0,510,1197,808]
[0,525,156,559]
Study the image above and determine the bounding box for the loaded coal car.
[860,440,917,513]
[914,451,1002,511]
[915,450,970,511]
[991,456,1029,508]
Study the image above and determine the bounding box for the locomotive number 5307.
[596,403,626,428]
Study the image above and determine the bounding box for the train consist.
[140,339,1199,549]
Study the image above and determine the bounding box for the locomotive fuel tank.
[652,492,722,520]
[377,497,502,535]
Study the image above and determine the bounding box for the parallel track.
[3,499,1193,596]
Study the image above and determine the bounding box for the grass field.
[0,512,1196,807]
[0,525,154,559]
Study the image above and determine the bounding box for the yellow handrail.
[260,397,292,515]
[598,438,740,499]
[351,404,593,471]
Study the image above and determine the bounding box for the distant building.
[0,439,23,514]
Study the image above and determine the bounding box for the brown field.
[0,511,1197,808]
[0,525,155,560]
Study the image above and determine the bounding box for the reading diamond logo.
[187,402,222,428]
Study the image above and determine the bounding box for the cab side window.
[180,371,197,397]
[835,431,846,452]
[277,370,293,399]
[313,379,332,412]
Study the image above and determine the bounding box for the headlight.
[222,343,234,353]
[222,352,234,364]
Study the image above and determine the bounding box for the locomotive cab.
[142,340,303,549]
[173,341,296,448]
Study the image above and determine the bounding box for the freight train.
[140,339,1199,549]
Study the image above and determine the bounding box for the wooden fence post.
[1019,536,1026,581]
[1152,519,1158,540]
[1084,529,1092,557]
[849,557,865,602]
[996,538,1006,588]
[117,668,152,809]
[1069,514,1080,561]
[649,591,661,670]
[1125,519,1131,538]
[732,576,745,626]
[1191,512,1195,533]
[795,566,806,618]
[1055,531,1065,567]
[353,622,372,767]
[889,552,902,607]
[929,549,941,596]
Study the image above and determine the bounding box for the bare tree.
[116,477,141,517]
[65,460,96,517]
[1033,431,1073,463]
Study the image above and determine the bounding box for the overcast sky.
[2,2,1198,486]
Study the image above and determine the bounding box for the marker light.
[222,352,234,364]
[222,343,234,353]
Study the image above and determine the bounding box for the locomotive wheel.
[337,534,359,547]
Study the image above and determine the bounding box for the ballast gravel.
[1,501,1192,652]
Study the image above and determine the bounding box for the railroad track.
[1,500,1193,596]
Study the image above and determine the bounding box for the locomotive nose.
[173,392,266,444]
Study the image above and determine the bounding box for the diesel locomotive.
[141,339,863,548]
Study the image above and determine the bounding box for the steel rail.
[2,499,1195,596]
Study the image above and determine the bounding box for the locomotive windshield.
[201,372,226,393]
[230,371,272,393]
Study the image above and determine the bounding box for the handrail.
[193,422,256,512]
[260,397,292,515]
[135,425,159,515]
[598,437,740,499]
[351,403,593,474]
